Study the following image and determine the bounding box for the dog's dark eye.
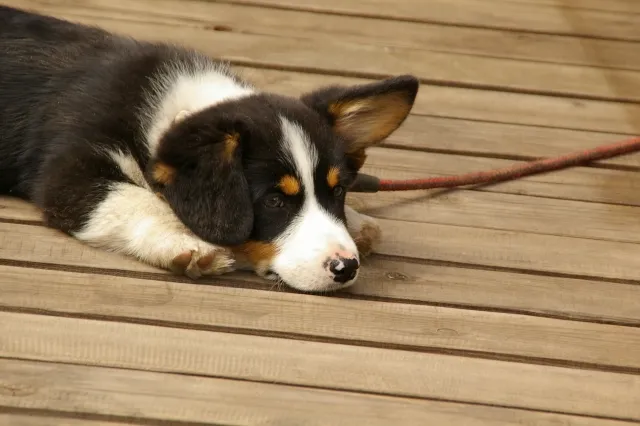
[264,194,285,209]
[333,185,345,198]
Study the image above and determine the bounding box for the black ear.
[149,110,253,246]
[301,75,419,171]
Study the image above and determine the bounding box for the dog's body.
[0,6,418,292]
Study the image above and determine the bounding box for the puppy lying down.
[0,6,419,292]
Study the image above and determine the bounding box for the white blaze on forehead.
[272,117,358,292]
[279,117,318,194]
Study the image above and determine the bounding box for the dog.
[0,6,419,292]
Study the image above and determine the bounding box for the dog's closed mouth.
[265,270,281,281]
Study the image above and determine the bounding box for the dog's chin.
[262,269,356,293]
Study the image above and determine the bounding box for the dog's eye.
[333,185,345,198]
[264,194,285,209]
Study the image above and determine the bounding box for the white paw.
[345,206,382,258]
[169,240,235,279]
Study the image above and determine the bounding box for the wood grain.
[2,313,640,419]
[349,184,640,244]
[0,210,638,325]
[4,359,635,426]
[212,0,640,41]
[20,0,640,71]
[386,115,639,168]
[374,216,640,281]
[484,0,640,14]
[14,1,640,103]
[1,265,639,368]
[0,198,41,223]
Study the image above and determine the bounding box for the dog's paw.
[345,206,382,258]
[353,219,382,258]
[170,245,235,279]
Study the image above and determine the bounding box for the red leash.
[349,136,640,193]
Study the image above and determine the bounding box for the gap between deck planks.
[207,0,640,41]
[0,413,141,426]
[15,1,640,103]
[1,263,640,371]
[1,201,639,325]
[482,0,640,15]
[3,359,636,426]
[1,312,640,420]
[17,0,640,71]
[386,115,639,169]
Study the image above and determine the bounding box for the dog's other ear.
[301,75,419,170]
[150,110,253,246]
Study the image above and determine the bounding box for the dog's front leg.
[49,182,235,279]
[344,205,382,258]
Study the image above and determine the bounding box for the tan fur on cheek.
[278,175,300,196]
[152,162,176,185]
[327,167,340,188]
[224,132,239,162]
[232,241,278,272]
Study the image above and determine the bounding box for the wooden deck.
[1,0,640,424]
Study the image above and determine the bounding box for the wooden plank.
[349,183,640,244]
[3,359,634,426]
[0,215,638,325]
[387,115,640,168]
[373,216,640,281]
[15,2,640,103]
[21,0,640,71]
[0,414,136,426]
[485,0,640,14]
[353,257,640,325]
[0,198,41,223]
[213,0,640,41]
[0,222,162,274]
[2,312,640,419]
[2,265,640,368]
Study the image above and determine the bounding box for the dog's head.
[151,75,419,292]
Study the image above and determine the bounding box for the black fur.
[0,5,418,249]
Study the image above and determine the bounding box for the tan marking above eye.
[152,162,176,185]
[278,174,300,196]
[327,167,340,188]
[223,132,239,162]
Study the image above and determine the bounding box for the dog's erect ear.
[301,75,419,169]
[149,110,254,246]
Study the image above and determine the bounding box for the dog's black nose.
[330,257,360,283]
